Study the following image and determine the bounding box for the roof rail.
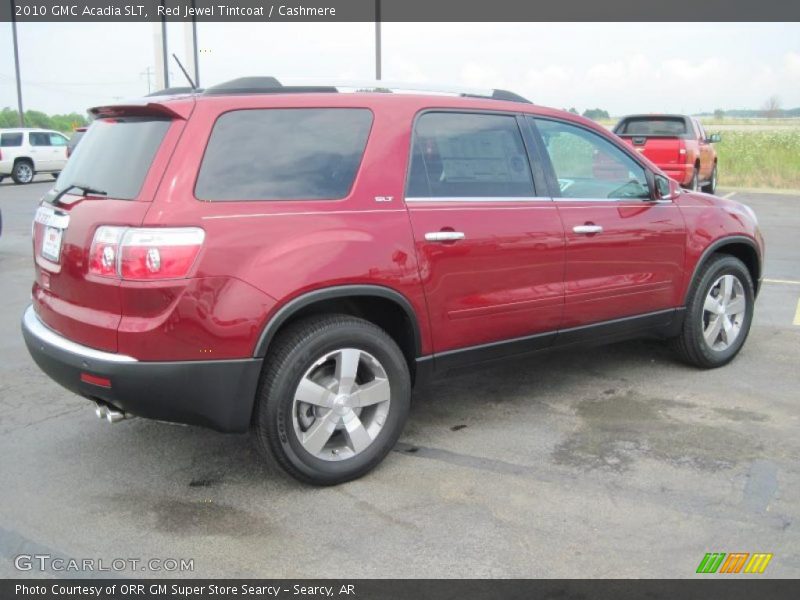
[146,86,202,97]
[201,77,532,103]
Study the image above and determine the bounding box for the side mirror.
[654,175,681,201]
[706,133,722,143]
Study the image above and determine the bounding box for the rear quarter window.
[195,108,373,201]
[1,133,23,146]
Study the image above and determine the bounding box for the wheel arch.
[253,285,423,376]
[685,236,762,302]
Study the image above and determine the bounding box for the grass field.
[712,128,800,189]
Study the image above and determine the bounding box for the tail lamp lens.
[88,226,125,277]
[88,227,204,280]
[119,228,205,280]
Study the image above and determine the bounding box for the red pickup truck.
[614,114,720,193]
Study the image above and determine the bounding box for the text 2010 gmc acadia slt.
[22,78,764,485]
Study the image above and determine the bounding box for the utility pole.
[160,0,170,89]
[374,0,382,80]
[11,0,25,126]
[141,66,154,94]
[191,0,200,86]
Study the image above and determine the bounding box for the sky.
[1,21,799,116]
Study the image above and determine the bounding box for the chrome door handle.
[425,231,465,242]
[572,225,603,235]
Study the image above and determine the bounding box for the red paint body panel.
[29,92,762,368]
[557,201,686,327]
[406,200,564,352]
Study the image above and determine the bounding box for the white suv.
[0,128,70,184]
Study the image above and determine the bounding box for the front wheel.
[671,254,754,368]
[255,314,411,485]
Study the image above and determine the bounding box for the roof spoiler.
[89,97,194,120]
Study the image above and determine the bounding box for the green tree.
[0,107,88,132]
[582,108,610,120]
[713,109,725,120]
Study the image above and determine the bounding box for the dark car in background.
[67,127,87,158]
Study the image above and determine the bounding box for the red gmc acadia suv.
[22,78,764,485]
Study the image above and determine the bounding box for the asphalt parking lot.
[1,178,798,578]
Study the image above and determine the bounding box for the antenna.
[171,53,197,90]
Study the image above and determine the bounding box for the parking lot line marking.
[794,299,800,326]
[722,192,737,199]
[764,278,800,286]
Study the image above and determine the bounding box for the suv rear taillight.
[89,226,204,280]
[678,140,687,162]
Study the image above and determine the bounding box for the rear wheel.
[671,254,753,368]
[255,314,411,485]
[701,164,718,194]
[685,167,699,191]
[51,172,60,180]
[11,160,34,184]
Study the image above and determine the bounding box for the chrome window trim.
[404,196,552,203]
[23,305,137,363]
[555,197,641,203]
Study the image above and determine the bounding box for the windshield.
[55,117,171,200]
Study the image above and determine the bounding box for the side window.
[195,108,373,201]
[49,133,68,146]
[0,133,23,147]
[29,132,51,146]
[696,121,707,141]
[532,118,650,200]
[407,112,535,198]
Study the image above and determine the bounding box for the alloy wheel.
[702,274,746,351]
[16,163,33,183]
[292,348,391,461]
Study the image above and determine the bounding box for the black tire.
[255,314,411,485]
[702,164,718,194]
[685,167,699,191]
[51,172,60,180]
[11,160,34,184]
[671,254,754,368]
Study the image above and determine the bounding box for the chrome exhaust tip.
[105,407,126,423]
[94,402,108,420]
[93,401,127,423]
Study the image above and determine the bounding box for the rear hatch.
[31,102,190,352]
[614,116,687,166]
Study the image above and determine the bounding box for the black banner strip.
[3,579,800,600]
[1,0,799,23]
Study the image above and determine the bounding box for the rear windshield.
[1,133,23,146]
[54,117,171,200]
[195,108,373,201]
[616,117,688,137]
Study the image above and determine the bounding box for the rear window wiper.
[51,183,107,206]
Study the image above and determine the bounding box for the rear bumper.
[21,305,262,432]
